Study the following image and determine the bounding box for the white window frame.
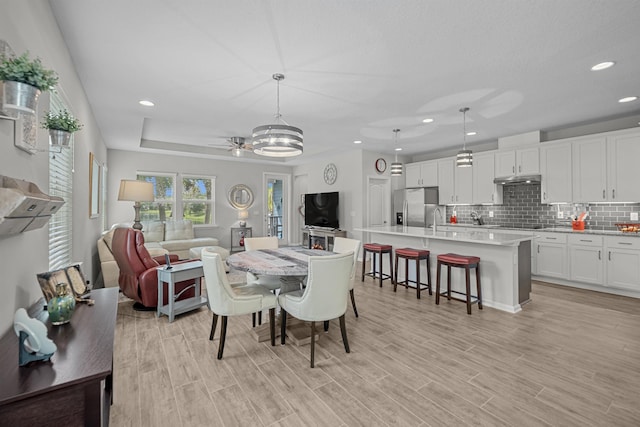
[182,174,216,226]
[137,172,177,222]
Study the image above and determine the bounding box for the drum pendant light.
[456,107,472,167]
[252,74,303,157]
[390,128,403,176]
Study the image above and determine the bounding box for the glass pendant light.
[456,107,472,167]
[252,73,303,157]
[390,128,403,176]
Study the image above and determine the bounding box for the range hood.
[493,174,541,185]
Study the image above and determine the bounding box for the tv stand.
[302,227,346,251]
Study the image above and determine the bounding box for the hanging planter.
[0,51,58,113]
[41,109,83,149]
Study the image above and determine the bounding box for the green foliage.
[0,51,58,91]
[42,109,83,133]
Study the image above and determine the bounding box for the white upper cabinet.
[607,132,640,202]
[437,158,455,204]
[472,152,501,204]
[406,161,437,188]
[572,136,607,202]
[495,147,540,177]
[541,142,572,203]
[572,130,640,203]
[454,163,473,204]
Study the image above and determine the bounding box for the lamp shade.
[118,180,154,202]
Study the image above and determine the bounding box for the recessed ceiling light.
[139,100,155,107]
[422,118,434,123]
[395,147,402,151]
[466,131,477,136]
[353,140,362,144]
[591,61,615,71]
[619,96,638,103]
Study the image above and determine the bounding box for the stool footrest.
[439,290,480,304]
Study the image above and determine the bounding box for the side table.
[230,226,252,253]
[157,260,208,322]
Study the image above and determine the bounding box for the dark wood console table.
[0,287,118,426]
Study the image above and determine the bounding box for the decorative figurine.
[13,308,57,366]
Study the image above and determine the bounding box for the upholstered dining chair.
[201,248,277,359]
[332,237,361,318]
[279,252,354,368]
[244,236,283,326]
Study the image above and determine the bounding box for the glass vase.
[47,283,76,325]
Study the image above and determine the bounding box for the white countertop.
[355,225,534,246]
[440,223,640,238]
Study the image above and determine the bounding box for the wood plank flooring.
[110,267,640,426]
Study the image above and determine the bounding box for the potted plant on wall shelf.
[41,109,83,148]
[0,51,58,113]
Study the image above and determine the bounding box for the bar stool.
[393,248,432,299]
[361,243,394,287]
[436,253,482,315]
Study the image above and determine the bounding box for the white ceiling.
[49,0,640,164]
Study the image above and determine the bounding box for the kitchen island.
[355,225,534,313]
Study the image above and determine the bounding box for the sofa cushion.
[165,219,194,241]
[142,221,165,242]
[160,237,219,252]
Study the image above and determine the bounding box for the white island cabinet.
[355,225,533,313]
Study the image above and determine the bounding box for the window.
[48,93,74,270]
[182,175,215,225]
[137,172,176,221]
[136,172,216,225]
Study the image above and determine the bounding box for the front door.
[263,173,291,243]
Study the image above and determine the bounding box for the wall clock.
[324,163,337,185]
[375,158,387,173]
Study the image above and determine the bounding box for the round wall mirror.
[228,184,254,210]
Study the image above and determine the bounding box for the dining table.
[226,246,334,278]
[226,246,335,345]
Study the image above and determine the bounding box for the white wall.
[107,150,293,248]
[0,2,108,335]
[292,148,406,243]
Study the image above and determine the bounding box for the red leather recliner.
[111,228,196,309]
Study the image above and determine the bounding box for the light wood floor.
[110,268,640,426]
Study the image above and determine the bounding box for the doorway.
[366,176,391,227]
[263,173,291,243]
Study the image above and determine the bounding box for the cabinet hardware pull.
[612,189,615,199]
[537,246,540,253]
[598,250,601,260]
[603,189,605,199]
[519,165,522,173]
[543,192,546,200]
[512,166,515,173]
[608,251,611,261]
[547,237,557,240]
[618,242,632,245]
[579,239,592,242]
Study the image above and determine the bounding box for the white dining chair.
[201,248,277,359]
[243,236,283,326]
[279,252,353,368]
[332,237,361,318]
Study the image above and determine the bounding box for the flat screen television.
[304,191,339,229]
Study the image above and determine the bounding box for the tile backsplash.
[445,183,640,230]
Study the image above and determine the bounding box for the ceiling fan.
[208,136,253,157]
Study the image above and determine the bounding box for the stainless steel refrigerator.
[393,187,443,227]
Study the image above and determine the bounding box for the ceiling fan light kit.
[252,73,303,158]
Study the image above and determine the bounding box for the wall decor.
[89,152,100,218]
[324,163,337,185]
[228,184,254,210]
[13,308,57,366]
[375,158,387,173]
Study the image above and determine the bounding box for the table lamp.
[118,180,154,230]
[238,210,249,227]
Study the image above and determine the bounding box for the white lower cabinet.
[568,235,604,285]
[534,233,568,279]
[605,236,640,292]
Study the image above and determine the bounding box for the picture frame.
[37,263,89,302]
[89,152,100,218]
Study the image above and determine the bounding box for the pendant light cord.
[460,107,469,150]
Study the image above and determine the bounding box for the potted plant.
[0,51,58,112]
[42,109,83,148]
